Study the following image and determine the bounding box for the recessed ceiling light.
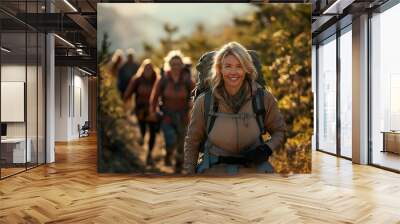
[78,67,93,76]
[63,0,78,12]
[322,0,355,15]
[1,47,11,53]
[54,34,75,48]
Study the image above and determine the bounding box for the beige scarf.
[218,78,251,113]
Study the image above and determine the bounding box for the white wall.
[72,72,89,138]
[55,67,89,141]
[55,67,69,141]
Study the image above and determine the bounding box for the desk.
[381,131,400,154]
[1,138,31,163]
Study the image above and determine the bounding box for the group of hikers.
[114,41,286,175]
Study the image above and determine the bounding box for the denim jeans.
[161,122,187,166]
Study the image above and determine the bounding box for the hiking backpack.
[193,50,268,147]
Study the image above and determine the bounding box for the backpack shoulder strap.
[252,88,266,135]
[204,90,218,135]
[159,75,168,96]
[184,72,193,101]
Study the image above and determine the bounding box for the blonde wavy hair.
[135,58,159,79]
[163,50,185,72]
[209,42,257,92]
[108,49,125,73]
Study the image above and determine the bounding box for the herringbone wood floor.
[1,135,400,224]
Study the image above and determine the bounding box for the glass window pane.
[1,31,27,177]
[318,36,337,154]
[340,28,352,158]
[312,45,317,151]
[1,1,46,179]
[371,3,400,171]
[38,32,45,165]
[27,31,38,169]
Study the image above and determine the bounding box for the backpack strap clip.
[252,88,266,136]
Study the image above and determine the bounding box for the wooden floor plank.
[0,135,400,223]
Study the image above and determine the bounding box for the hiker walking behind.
[183,42,286,175]
[118,49,140,97]
[124,59,160,166]
[150,50,195,173]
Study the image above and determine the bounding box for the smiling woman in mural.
[183,42,286,175]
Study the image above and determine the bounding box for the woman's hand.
[240,144,272,164]
[146,112,158,122]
